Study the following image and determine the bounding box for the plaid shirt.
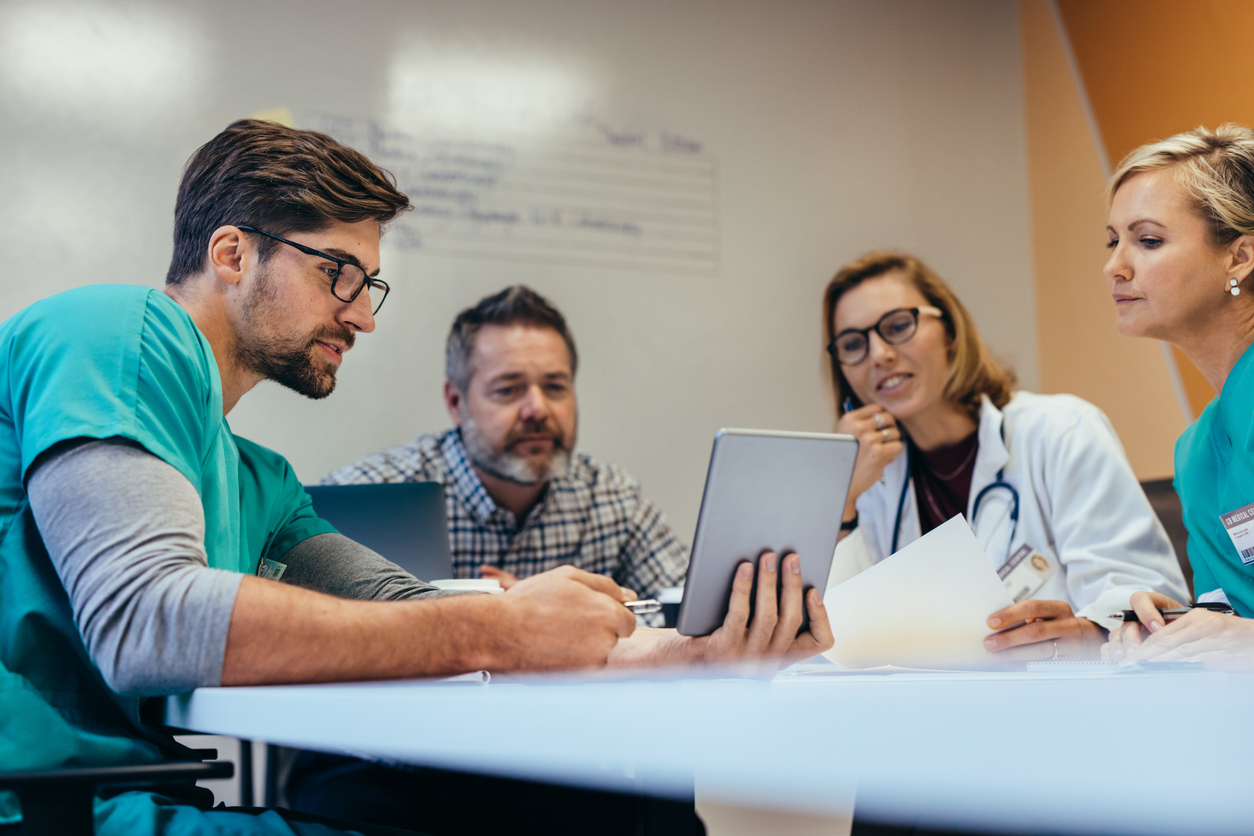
[322,429,688,603]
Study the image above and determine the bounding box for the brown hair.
[446,285,578,391]
[1108,123,1254,247]
[166,119,412,285]
[822,251,1016,421]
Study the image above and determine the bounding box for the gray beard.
[459,413,571,487]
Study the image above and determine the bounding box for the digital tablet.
[675,428,858,637]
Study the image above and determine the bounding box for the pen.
[1110,602,1236,623]
[625,599,662,615]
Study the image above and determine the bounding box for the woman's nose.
[1103,242,1128,283]
[867,331,897,363]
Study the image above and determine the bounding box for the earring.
[1231,279,1241,296]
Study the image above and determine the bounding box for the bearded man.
[0,120,831,836]
[323,285,687,606]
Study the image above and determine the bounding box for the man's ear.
[206,226,249,287]
[1229,234,1254,286]
[444,380,464,426]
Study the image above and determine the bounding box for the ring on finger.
[872,412,886,430]
[880,428,891,443]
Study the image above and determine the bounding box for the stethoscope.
[889,423,1020,555]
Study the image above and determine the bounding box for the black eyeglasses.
[236,225,390,315]
[827,306,945,366]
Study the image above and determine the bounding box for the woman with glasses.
[824,251,1186,661]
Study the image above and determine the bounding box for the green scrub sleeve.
[7,286,219,489]
[235,435,337,564]
[1187,535,1218,601]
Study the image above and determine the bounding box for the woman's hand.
[836,404,904,520]
[1104,591,1254,669]
[1101,590,1186,660]
[983,599,1106,661]
[1116,611,1254,669]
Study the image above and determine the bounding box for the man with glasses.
[0,119,831,836]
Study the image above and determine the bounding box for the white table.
[166,665,1254,834]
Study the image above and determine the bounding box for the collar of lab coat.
[969,394,1009,503]
[870,393,1014,555]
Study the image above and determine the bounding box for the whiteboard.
[300,111,720,276]
[0,0,1034,542]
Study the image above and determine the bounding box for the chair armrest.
[0,761,233,836]
[0,760,232,792]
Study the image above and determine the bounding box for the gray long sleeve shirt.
[28,437,444,696]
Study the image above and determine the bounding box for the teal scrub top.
[1175,341,1254,616]
[0,285,334,823]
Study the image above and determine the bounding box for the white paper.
[438,670,491,684]
[821,516,1014,669]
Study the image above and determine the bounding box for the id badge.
[256,557,287,580]
[1219,501,1254,565]
[997,544,1057,603]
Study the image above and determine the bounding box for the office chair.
[0,757,232,836]
[1140,478,1193,598]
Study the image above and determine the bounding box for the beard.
[234,264,355,400]
[460,412,574,487]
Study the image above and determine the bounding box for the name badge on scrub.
[256,558,287,580]
[997,544,1057,603]
[1219,501,1254,565]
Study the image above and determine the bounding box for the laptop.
[304,482,455,581]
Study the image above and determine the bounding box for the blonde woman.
[1104,125,1254,668]
[823,252,1186,661]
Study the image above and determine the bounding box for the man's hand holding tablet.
[608,550,834,672]
[692,552,833,661]
[577,427,848,672]
[671,428,855,642]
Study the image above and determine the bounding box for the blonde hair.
[1109,123,1254,245]
[822,251,1016,421]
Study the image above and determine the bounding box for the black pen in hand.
[1110,602,1236,623]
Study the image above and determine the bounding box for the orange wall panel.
[1058,0,1254,166]
[1021,0,1185,479]
[1057,0,1254,417]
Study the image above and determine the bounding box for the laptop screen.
[304,482,454,582]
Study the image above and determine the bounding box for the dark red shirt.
[910,430,980,535]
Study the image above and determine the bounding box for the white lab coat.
[827,392,1188,630]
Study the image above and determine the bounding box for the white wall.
[0,0,1033,542]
